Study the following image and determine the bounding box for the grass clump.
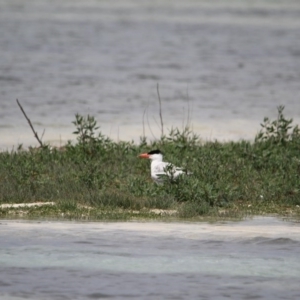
[1,106,300,220]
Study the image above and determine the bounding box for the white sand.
[1,216,300,241]
[0,202,55,208]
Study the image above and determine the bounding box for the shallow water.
[1,217,300,299]
[1,0,300,149]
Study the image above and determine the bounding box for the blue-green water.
[1,217,300,299]
[1,0,300,148]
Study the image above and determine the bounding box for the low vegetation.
[1,106,300,220]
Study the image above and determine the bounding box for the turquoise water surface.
[1,217,300,299]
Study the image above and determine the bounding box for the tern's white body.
[143,152,188,184]
[151,160,186,183]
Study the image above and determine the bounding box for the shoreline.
[0,118,262,151]
[1,216,300,235]
[1,201,299,221]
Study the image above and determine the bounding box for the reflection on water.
[0,217,300,299]
[0,0,300,149]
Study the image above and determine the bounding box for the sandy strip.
[0,202,55,209]
[1,217,299,241]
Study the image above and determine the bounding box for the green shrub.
[1,107,300,219]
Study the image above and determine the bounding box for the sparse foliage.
[255,106,300,144]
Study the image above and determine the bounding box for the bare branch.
[186,84,193,129]
[152,116,160,131]
[156,83,164,137]
[16,99,44,148]
[142,106,147,139]
[146,104,157,140]
[40,128,46,141]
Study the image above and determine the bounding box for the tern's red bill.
[139,153,150,159]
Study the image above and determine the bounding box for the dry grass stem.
[16,99,44,148]
[156,83,164,137]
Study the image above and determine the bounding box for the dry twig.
[156,83,164,137]
[142,106,147,139]
[16,99,44,148]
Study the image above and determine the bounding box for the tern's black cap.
[147,149,163,155]
[148,149,162,155]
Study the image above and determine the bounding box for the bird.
[138,149,191,184]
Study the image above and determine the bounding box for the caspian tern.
[138,149,190,183]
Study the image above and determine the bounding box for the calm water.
[1,217,300,299]
[1,0,300,149]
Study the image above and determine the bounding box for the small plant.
[164,126,199,149]
[72,114,100,145]
[255,106,300,144]
[70,114,112,158]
